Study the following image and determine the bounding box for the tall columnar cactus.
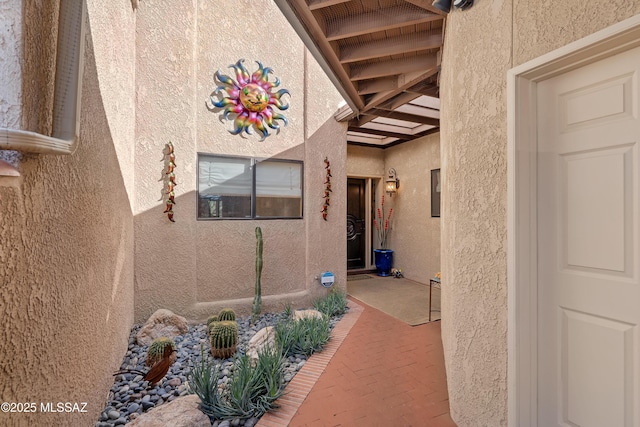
[252,226,263,319]
[218,308,236,322]
[209,321,238,359]
[146,337,176,367]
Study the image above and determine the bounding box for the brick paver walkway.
[258,298,456,427]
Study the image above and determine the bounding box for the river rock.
[246,326,277,362]
[136,309,188,346]
[293,309,325,321]
[127,395,209,427]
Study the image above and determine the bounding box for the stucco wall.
[0,0,23,129]
[134,0,346,322]
[440,2,640,426]
[346,144,384,177]
[385,133,440,284]
[0,1,136,425]
[346,138,440,280]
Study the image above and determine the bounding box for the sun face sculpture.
[209,59,290,141]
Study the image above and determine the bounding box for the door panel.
[537,46,640,427]
[347,179,366,270]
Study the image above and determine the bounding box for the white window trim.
[507,14,640,427]
[0,0,87,155]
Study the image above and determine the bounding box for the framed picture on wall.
[431,168,441,218]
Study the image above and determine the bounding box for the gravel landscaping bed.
[95,311,344,426]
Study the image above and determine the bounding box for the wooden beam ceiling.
[276,0,444,148]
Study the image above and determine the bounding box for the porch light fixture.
[432,0,474,13]
[385,168,400,197]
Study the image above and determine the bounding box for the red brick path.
[258,298,456,427]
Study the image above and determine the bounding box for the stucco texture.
[0,1,136,425]
[346,144,384,178]
[133,0,346,323]
[346,137,440,280]
[440,1,640,426]
[0,0,23,128]
[385,134,440,284]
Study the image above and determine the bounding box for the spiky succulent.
[218,308,236,322]
[146,337,176,367]
[210,320,238,359]
[206,315,219,327]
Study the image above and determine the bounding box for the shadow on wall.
[132,141,335,323]
[0,21,135,427]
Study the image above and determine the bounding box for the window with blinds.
[197,154,303,219]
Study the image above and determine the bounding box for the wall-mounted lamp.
[385,168,400,197]
[432,0,474,13]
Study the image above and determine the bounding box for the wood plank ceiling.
[275,0,445,148]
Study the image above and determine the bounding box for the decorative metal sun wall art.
[208,59,290,141]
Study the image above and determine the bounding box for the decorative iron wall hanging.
[322,157,332,220]
[161,141,176,222]
[208,59,290,141]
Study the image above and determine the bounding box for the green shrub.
[188,346,285,421]
[188,347,224,416]
[313,288,348,317]
[146,337,176,367]
[210,321,238,359]
[218,308,236,322]
[281,302,292,319]
[275,316,330,357]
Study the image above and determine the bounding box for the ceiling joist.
[276,0,443,148]
[325,6,443,41]
[308,0,352,11]
[347,126,413,140]
[350,53,437,81]
[339,32,443,64]
[367,108,440,126]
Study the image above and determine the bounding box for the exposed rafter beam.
[350,53,437,81]
[348,126,413,140]
[351,114,378,128]
[403,0,448,16]
[380,91,423,111]
[406,84,440,97]
[361,67,438,112]
[280,0,364,109]
[339,32,442,64]
[357,77,398,95]
[308,0,351,10]
[325,6,442,41]
[366,108,440,126]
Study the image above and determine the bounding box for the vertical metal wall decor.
[321,157,332,220]
[208,59,290,141]
[161,141,177,222]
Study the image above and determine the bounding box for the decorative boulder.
[293,309,325,322]
[246,326,277,362]
[127,395,210,427]
[136,309,188,346]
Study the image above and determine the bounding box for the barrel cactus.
[206,315,219,327]
[210,320,238,359]
[146,337,176,367]
[218,308,236,322]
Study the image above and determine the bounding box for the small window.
[198,154,303,219]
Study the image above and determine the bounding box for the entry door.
[537,46,640,426]
[347,178,366,270]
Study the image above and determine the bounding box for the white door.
[537,46,640,427]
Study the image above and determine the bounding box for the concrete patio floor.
[257,298,456,427]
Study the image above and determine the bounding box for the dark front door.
[347,178,366,270]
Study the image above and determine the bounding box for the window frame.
[196,153,304,220]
